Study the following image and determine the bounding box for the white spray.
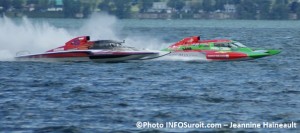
[77,13,119,40]
[0,13,168,61]
[0,16,71,61]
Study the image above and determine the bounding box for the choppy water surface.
[0,18,299,132]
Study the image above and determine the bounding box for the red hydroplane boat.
[15,36,169,62]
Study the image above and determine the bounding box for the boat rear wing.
[169,36,200,48]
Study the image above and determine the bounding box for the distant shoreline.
[1,11,299,20]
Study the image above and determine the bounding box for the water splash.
[0,13,169,61]
[0,16,71,61]
[77,13,119,40]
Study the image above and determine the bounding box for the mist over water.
[0,16,77,61]
[0,16,71,60]
[0,13,166,61]
[77,14,119,40]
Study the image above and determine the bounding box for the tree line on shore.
[1,0,300,19]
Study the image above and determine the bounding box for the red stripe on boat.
[30,52,90,58]
[206,52,248,60]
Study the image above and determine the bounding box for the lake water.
[0,15,299,132]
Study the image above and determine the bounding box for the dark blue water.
[0,19,299,133]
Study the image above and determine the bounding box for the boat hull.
[15,50,167,62]
[163,50,272,62]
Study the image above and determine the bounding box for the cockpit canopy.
[214,41,247,48]
[89,40,124,49]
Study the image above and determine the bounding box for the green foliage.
[297,7,300,17]
[98,0,111,13]
[167,0,185,11]
[1,0,300,19]
[0,0,12,11]
[63,0,80,18]
[190,1,202,13]
[98,0,131,18]
[214,0,226,10]
[12,0,25,10]
[112,0,132,18]
[35,0,49,11]
[138,0,158,13]
[82,4,91,18]
[290,1,299,13]
[257,0,271,19]
[270,3,289,19]
[202,0,215,12]
[236,0,257,19]
[27,0,38,4]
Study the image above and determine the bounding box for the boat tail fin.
[46,36,93,52]
[169,36,200,49]
[64,36,92,50]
